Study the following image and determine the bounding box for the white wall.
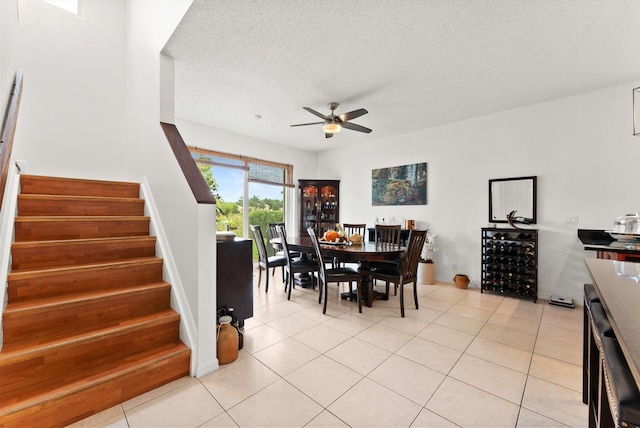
[3,0,128,179]
[319,82,640,303]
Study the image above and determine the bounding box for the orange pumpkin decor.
[323,230,340,242]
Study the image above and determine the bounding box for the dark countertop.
[585,258,640,389]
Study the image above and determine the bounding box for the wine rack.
[481,227,538,302]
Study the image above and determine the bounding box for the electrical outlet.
[452,263,457,271]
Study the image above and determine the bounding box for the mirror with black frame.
[489,176,537,224]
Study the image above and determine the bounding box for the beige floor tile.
[447,303,493,322]
[241,315,263,331]
[537,323,582,347]
[521,376,588,427]
[516,408,569,427]
[327,378,423,427]
[540,311,583,332]
[325,336,392,375]
[419,296,457,312]
[487,311,541,335]
[429,287,470,302]
[396,336,462,374]
[252,299,309,323]
[294,323,351,353]
[411,408,460,427]
[457,292,503,312]
[122,376,197,410]
[529,354,582,392]
[125,381,224,427]
[253,337,320,376]
[418,323,475,352]
[534,335,582,365]
[378,312,432,335]
[323,311,376,336]
[426,377,520,427]
[227,379,323,427]
[478,323,537,352]
[368,354,446,406]
[449,354,527,404]
[200,412,239,427]
[240,323,288,354]
[285,355,363,407]
[355,323,414,352]
[466,337,533,373]
[305,410,349,427]
[199,356,279,409]
[495,299,544,321]
[434,312,485,335]
[266,311,320,336]
[404,305,444,323]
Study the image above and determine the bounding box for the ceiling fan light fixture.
[323,123,341,134]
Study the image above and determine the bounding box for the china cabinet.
[299,179,340,236]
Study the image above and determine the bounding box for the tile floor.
[71,266,587,427]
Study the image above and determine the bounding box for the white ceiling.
[162,0,640,152]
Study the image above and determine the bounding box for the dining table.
[272,236,405,307]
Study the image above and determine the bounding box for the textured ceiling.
[162,0,640,152]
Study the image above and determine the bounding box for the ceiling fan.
[290,102,372,138]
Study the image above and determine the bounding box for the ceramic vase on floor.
[453,274,470,289]
[418,261,435,285]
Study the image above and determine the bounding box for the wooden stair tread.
[18,194,143,202]
[19,175,140,198]
[11,235,156,249]
[15,215,149,222]
[0,342,190,415]
[4,282,170,314]
[0,308,179,358]
[8,256,162,278]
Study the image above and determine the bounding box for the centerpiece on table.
[417,230,438,285]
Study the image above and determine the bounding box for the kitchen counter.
[585,258,640,389]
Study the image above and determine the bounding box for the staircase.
[0,175,191,427]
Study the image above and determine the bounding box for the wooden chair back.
[343,223,366,239]
[374,224,402,246]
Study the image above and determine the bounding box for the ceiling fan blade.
[325,132,334,139]
[340,121,372,134]
[290,121,324,127]
[338,108,368,122]
[303,107,330,120]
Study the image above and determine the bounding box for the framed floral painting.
[372,162,427,206]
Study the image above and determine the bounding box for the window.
[189,147,293,241]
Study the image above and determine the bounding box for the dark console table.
[579,229,640,262]
[216,238,253,327]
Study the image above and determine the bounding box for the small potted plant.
[418,230,438,285]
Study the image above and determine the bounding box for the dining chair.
[371,224,403,292]
[277,225,320,300]
[374,224,402,245]
[335,223,367,269]
[370,229,427,317]
[268,222,301,259]
[250,225,286,293]
[307,227,363,314]
[343,223,367,239]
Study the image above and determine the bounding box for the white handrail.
[0,163,20,350]
[136,176,199,375]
